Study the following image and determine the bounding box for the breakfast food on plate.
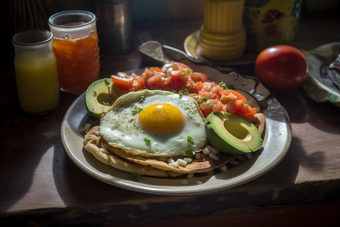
[100,90,207,158]
[82,61,265,180]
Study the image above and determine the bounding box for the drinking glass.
[12,29,59,115]
[48,10,100,94]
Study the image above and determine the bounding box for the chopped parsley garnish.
[201,97,209,102]
[129,173,141,182]
[143,137,151,145]
[183,148,195,157]
[187,69,193,74]
[131,105,143,115]
[187,136,195,145]
[181,72,187,77]
[219,81,228,90]
[104,79,110,86]
[137,96,145,103]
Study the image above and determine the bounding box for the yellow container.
[199,0,246,62]
[12,30,59,115]
[243,0,302,53]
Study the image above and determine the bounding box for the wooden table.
[1,12,340,226]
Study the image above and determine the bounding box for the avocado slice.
[85,78,127,117]
[205,111,263,155]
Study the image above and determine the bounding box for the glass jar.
[12,29,59,115]
[48,10,100,94]
[243,0,302,53]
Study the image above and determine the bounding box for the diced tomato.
[198,91,211,99]
[234,99,257,116]
[146,71,172,88]
[189,72,208,82]
[111,72,132,91]
[111,72,143,91]
[211,98,223,112]
[211,85,224,98]
[200,102,214,117]
[221,90,247,103]
[170,70,189,92]
[162,61,193,73]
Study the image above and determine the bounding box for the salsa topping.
[111,62,257,122]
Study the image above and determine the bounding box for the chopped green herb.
[131,105,143,115]
[129,173,141,182]
[210,102,216,106]
[143,137,151,145]
[187,70,193,74]
[187,136,195,145]
[138,96,145,103]
[219,81,228,90]
[179,93,183,98]
[181,72,187,77]
[104,79,110,86]
[201,97,209,102]
[151,72,155,76]
[183,149,195,157]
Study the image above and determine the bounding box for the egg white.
[99,90,207,157]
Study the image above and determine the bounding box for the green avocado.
[205,111,263,155]
[85,78,127,117]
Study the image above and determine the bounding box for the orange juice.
[12,29,59,115]
[14,53,59,114]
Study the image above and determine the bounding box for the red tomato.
[255,45,307,93]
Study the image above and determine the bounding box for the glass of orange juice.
[48,10,100,94]
[12,29,59,115]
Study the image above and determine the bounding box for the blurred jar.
[199,0,246,62]
[48,10,100,94]
[93,0,133,55]
[12,29,59,115]
[243,0,302,53]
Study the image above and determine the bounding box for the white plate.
[61,60,292,195]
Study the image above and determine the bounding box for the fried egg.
[99,90,207,157]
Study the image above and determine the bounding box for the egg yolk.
[139,103,183,132]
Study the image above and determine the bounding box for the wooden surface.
[1,12,340,226]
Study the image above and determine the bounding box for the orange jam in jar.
[49,10,100,94]
[52,33,100,94]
